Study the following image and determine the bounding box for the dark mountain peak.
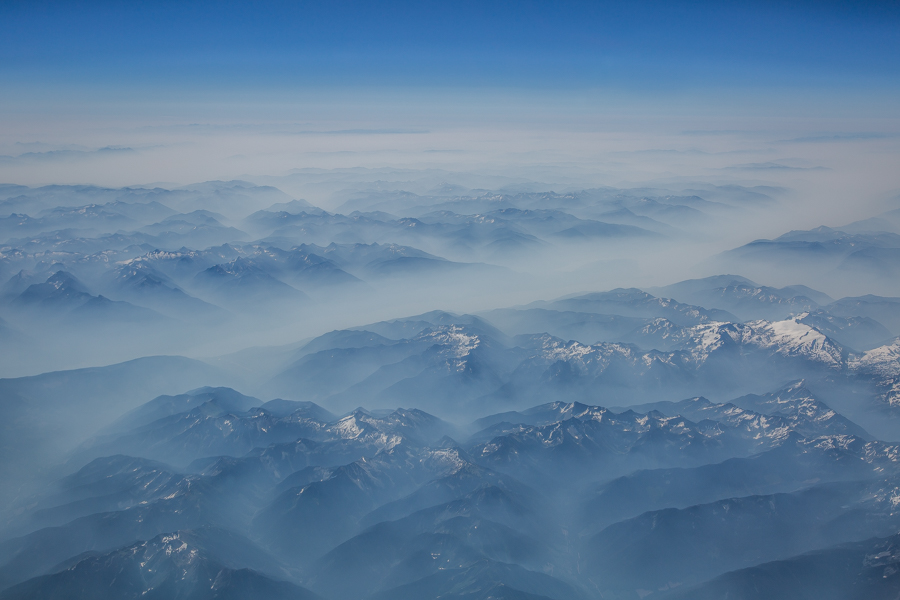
[298,328,395,356]
[259,398,336,421]
[113,260,171,282]
[161,208,227,225]
[572,287,652,302]
[45,270,89,293]
[0,527,316,600]
[435,435,462,448]
[14,270,94,308]
[106,387,260,434]
[62,454,178,489]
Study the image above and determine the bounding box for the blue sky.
[2,0,899,92]
[1,0,899,204]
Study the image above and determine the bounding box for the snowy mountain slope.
[0,527,316,600]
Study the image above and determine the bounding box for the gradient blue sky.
[1,0,899,214]
[2,0,899,92]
